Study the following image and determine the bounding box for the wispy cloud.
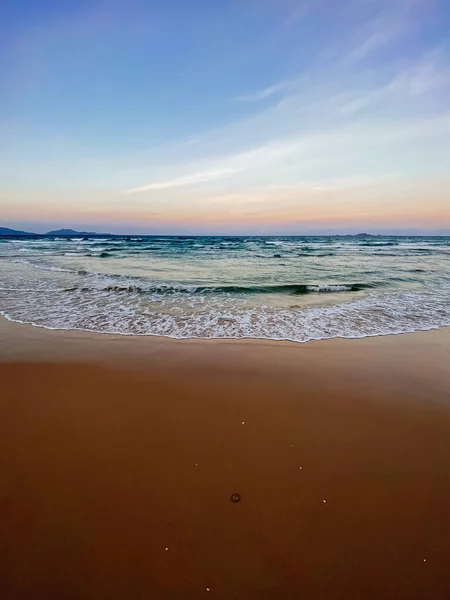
[122,108,450,200]
[232,80,292,103]
[124,168,235,194]
[340,47,450,114]
[344,32,388,65]
[401,49,450,96]
[339,0,426,67]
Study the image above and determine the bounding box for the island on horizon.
[0,226,111,237]
[45,228,111,237]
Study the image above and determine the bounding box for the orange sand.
[1,319,450,599]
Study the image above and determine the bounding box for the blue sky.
[1,0,450,234]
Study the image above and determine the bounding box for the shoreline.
[2,311,450,349]
[1,316,450,598]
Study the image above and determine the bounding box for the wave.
[63,282,374,296]
[64,250,114,258]
[9,259,74,273]
[2,285,449,343]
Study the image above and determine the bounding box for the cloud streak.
[124,168,236,194]
[232,81,289,103]
[344,32,388,65]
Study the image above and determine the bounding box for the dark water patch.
[360,241,399,246]
[162,282,374,295]
[388,276,422,283]
[291,283,374,294]
[296,251,335,257]
[64,286,93,292]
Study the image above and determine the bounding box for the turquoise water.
[1,235,449,341]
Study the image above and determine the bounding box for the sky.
[1,0,450,235]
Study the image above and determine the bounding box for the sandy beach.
[1,317,450,599]
[3,0,450,597]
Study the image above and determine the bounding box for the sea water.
[1,235,449,342]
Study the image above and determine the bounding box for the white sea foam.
[0,280,449,342]
[306,284,353,292]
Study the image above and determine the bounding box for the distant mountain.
[0,226,35,236]
[45,228,110,236]
[336,232,379,238]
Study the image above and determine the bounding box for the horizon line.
[1,229,450,238]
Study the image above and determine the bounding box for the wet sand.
[1,318,450,599]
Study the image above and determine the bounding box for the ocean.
[1,235,449,342]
